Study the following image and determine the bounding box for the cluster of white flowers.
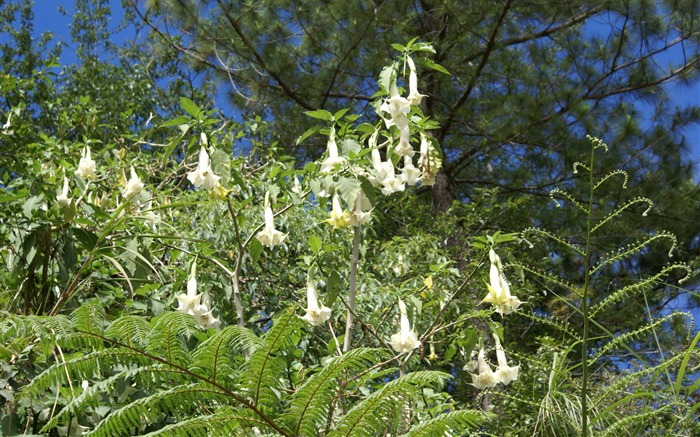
[59,146,148,210]
[122,166,144,200]
[54,146,96,207]
[175,262,220,329]
[63,144,226,327]
[312,55,446,231]
[57,177,71,207]
[481,249,522,315]
[466,334,520,390]
[466,248,523,389]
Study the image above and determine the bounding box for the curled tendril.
[549,188,587,212]
[586,135,609,152]
[591,197,654,233]
[593,169,628,190]
[518,234,535,249]
[572,162,590,174]
[590,231,678,274]
[521,227,585,255]
[636,197,654,217]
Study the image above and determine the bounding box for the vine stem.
[581,145,595,437]
[343,225,361,352]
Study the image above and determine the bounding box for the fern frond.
[518,264,579,295]
[549,188,587,213]
[403,410,483,436]
[521,227,585,255]
[599,406,671,437]
[517,311,578,340]
[591,312,692,364]
[592,352,687,405]
[592,169,628,191]
[590,263,691,316]
[86,383,229,437]
[328,371,451,437]
[21,348,152,401]
[190,325,262,383]
[241,308,301,410]
[71,303,107,333]
[208,407,281,437]
[590,232,678,274]
[283,347,381,436]
[146,311,199,366]
[138,412,222,437]
[105,315,152,348]
[590,197,653,232]
[139,407,278,437]
[0,311,72,343]
[41,364,192,433]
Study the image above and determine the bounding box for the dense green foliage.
[0,0,699,436]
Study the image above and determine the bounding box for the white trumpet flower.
[300,279,332,326]
[390,300,421,354]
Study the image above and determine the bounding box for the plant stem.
[226,198,246,328]
[581,146,596,437]
[343,226,361,352]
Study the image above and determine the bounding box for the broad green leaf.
[391,43,405,53]
[333,108,349,121]
[419,58,450,75]
[325,270,342,306]
[304,109,333,121]
[335,177,362,207]
[296,125,322,145]
[180,97,201,117]
[249,239,264,264]
[308,235,322,254]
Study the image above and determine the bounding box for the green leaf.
[325,271,342,306]
[308,235,322,254]
[333,108,349,121]
[391,43,405,53]
[71,227,99,251]
[304,109,333,121]
[22,195,43,218]
[335,177,362,207]
[249,239,264,264]
[340,139,362,157]
[419,58,450,75]
[296,125,322,145]
[160,115,190,128]
[410,42,436,54]
[180,97,201,117]
[405,37,420,50]
[162,131,187,164]
[378,65,395,93]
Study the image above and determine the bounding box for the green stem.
[343,225,361,352]
[581,146,596,437]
